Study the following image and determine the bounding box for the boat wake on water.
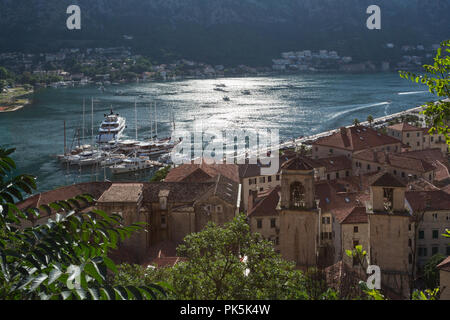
[328,101,391,121]
[398,91,428,95]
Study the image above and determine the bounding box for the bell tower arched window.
[290,182,306,208]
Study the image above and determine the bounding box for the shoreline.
[280,105,426,149]
[0,88,33,113]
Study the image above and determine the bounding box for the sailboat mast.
[82,98,85,144]
[91,97,94,147]
[135,98,138,140]
[149,103,153,141]
[154,102,158,139]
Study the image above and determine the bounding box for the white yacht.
[109,157,154,175]
[96,110,126,143]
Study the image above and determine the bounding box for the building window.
[417,132,420,137]
[276,175,280,181]
[367,164,371,170]
[416,142,420,147]
[270,218,276,228]
[257,219,262,229]
[377,167,381,171]
[432,213,438,221]
[447,246,450,255]
[329,149,334,154]
[407,133,410,138]
[401,172,405,178]
[260,177,265,183]
[408,239,412,247]
[354,226,359,233]
[346,171,349,177]
[432,246,439,255]
[408,224,411,231]
[432,230,439,239]
[326,217,331,224]
[409,253,413,264]
[216,205,223,213]
[394,170,397,175]
[327,174,330,180]
[249,179,253,185]
[161,215,167,228]
[418,247,428,257]
[268,176,272,183]
[418,230,424,239]
[336,172,340,179]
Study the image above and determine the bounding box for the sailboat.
[109,99,154,174]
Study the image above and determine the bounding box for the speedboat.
[96,110,126,143]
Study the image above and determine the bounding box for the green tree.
[367,115,374,127]
[399,39,450,145]
[423,254,446,290]
[0,147,164,300]
[353,118,360,126]
[169,214,324,300]
[150,166,171,182]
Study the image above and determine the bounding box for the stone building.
[405,190,450,268]
[312,126,402,160]
[18,177,241,264]
[366,173,411,298]
[278,156,320,269]
[247,186,281,252]
[353,150,436,183]
[386,122,448,155]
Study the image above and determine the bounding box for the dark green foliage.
[399,39,450,145]
[423,254,446,290]
[0,147,165,300]
[150,166,171,182]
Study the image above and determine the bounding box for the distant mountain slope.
[0,0,449,65]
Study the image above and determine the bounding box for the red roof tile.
[437,256,450,272]
[405,190,450,211]
[388,123,422,132]
[371,172,406,188]
[247,186,280,218]
[165,162,239,183]
[313,126,401,152]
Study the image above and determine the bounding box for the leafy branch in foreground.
[0,147,165,300]
[399,39,450,145]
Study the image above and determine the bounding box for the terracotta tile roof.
[437,256,450,272]
[354,150,435,173]
[405,190,450,211]
[314,155,352,172]
[388,122,422,132]
[142,182,215,203]
[371,172,407,188]
[314,180,369,222]
[17,182,112,212]
[247,186,280,218]
[97,183,143,203]
[165,162,239,183]
[212,174,240,205]
[313,126,401,152]
[281,155,314,171]
[442,184,450,195]
[341,207,368,224]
